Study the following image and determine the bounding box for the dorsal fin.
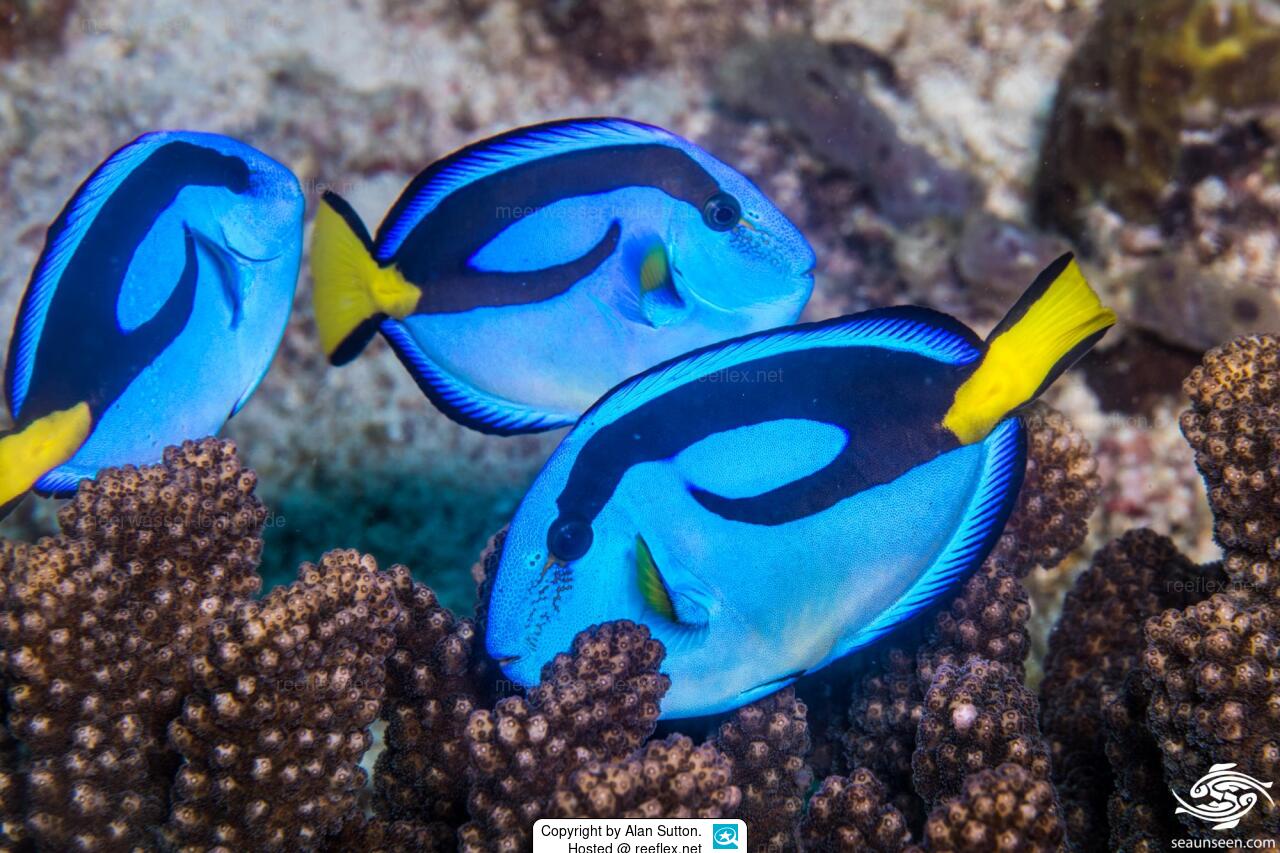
[576,306,983,437]
[373,118,677,261]
[6,132,175,418]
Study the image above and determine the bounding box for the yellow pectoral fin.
[635,534,677,622]
[0,403,92,505]
[639,241,670,294]
[944,256,1116,445]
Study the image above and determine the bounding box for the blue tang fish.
[0,131,303,511]
[485,255,1116,718]
[310,117,815,434]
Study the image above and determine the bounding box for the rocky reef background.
[1,0,1279,849]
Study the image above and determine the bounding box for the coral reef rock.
[1036,0,1280,349]
[716,34,974,228]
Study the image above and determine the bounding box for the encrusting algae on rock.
[0,336,1276,849]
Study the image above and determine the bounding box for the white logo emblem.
[1172,763,1274,830]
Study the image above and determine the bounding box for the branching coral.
[843,647,925,821]
[715,687,813,851]
[987,406,1103,581]
[322,812,447,852]
[1038,530,1198,844]
[2,336,1274,852]
[912,660,1051,810]
[1143,594,1280,840]
[1135,335,1280,841]
[921,763,1066,853]
[549,734,740,819]
[800,768,920,852]
[1100,673,1181,853]
[163,549,402,850]
[459,621,669,852]
[374,565,485,835]
[0,439,264,851]
[1036,334,1280,846]
[1181,335,1280,600]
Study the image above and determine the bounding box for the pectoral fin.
[634,534,711,628]
[634,240,685,328]
[636,533,677,621]
[190,226,244,327]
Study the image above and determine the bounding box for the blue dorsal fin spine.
[380,319,574,435]
[6,131,181,419]
[373,118,678,262]
[578,306,984,435]
[841,416,1027,650]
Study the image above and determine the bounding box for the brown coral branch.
[714,687,813,852]
[1037,529,1198,846]
[921,762,1066,853]
[0,439,264,851]
[1181,334,1280,603]
[549,733,740,819]
[912,660,1051,810]
[459,621,668,852]
[375,564,486,833]
[800,768,920,852]
[163,550,402,851]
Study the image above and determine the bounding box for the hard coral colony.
[0,335,1271,850]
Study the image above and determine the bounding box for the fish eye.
[547,515,593,562]
[702,192,741,232]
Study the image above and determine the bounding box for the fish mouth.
[492,653,523,666]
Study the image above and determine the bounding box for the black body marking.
[376,133,721,314]
[554,341,976,530]
[10,141,251,426]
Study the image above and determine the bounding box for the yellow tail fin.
[0,403,92,508]
[944,254,1116,445]
[310,192,422,365]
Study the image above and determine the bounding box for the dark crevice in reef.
[1079,329,1204,417]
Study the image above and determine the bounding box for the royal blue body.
[361,118,815,434]
[486,308,1026,718]
[5,131,304,492]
